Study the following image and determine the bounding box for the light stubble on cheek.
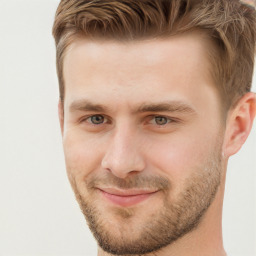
[63,118,225,255]
[66,142,223,255]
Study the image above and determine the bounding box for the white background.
[0,1,255,255]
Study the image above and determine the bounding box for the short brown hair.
[52,0,256,109]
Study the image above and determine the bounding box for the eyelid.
[147,115,179,124]
[78,114,180,126]
[80,114,110,124]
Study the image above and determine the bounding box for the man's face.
[61,32,225,255]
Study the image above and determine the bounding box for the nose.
[101,126,146,179]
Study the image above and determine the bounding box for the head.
[52,0,256,255]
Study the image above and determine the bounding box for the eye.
[155,116,169,125]
[149,116,173,126]
[87,115,106,125]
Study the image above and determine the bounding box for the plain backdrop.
[0,1,255,255]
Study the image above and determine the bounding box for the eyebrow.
[136,102,196,114]
[69,99,197,115]
[69,100,107,112]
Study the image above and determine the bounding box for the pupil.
[92,115,104,124]
[156,116,167,125]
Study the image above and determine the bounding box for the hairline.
[59,29,226,106]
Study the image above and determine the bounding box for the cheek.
[145,129,219,184]
[63,130,105,181]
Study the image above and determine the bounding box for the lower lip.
[99,190,157,207]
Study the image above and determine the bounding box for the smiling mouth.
[97,187,159,207]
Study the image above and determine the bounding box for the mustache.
[86,172,171,191]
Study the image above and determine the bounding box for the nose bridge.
[101,122,145,177]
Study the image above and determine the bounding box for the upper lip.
[97,187,159,196]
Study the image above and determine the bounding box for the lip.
[97,188,158,207]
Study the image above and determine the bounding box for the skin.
[59,31,256,256]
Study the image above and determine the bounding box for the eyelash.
[148,115,175,125]
[84,115,109,125]
[80,114,178,126]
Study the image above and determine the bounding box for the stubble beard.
[68,144,223,256]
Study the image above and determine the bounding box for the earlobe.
[58,100,64,136]
[223,92,256,157]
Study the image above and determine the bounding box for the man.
[52,0,256,255]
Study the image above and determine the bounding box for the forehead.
[63,31,218,113]
[64,31,212,75]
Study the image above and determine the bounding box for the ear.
[58,99,64,136]
[223,92,256,157]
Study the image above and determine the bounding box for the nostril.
[101,135,146,177]
[101,155,145,179]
